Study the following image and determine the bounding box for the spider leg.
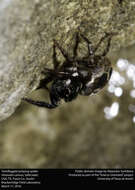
[36,76,53,90]
[80,33,94,56]
[73,32,80,58]
[53,40,61,69]
[94,33,111,53]
[94,32,117,56]
[101,36,112,56]
[23,98,57,109]
[53,40,70,62]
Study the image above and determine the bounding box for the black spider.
[23,32,114,109]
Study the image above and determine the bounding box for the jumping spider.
[23,32,114,109]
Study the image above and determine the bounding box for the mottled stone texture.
[0,0,135,121]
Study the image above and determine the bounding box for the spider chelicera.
[23,32,114,109]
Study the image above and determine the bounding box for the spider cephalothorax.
[23,32,114,109]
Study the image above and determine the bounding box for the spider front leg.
[80,33,94,56]
[23,98,57,109]
[36,76,53,90]
[53,40,71,62]
[93,33,110,53]
[101,35,112,57]
[94,32,116,56]
[73,32,80,58]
